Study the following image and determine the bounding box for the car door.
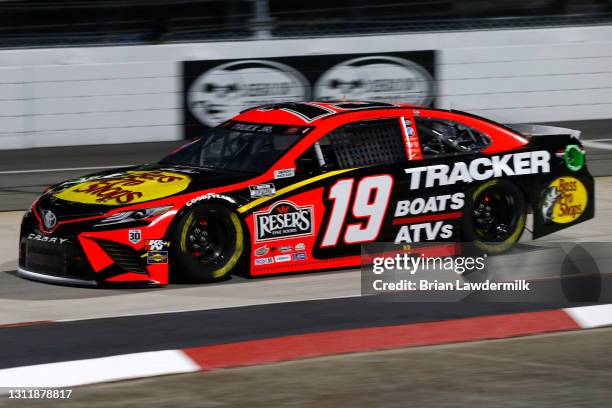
[294,117,414,260]
[245,115,413,274]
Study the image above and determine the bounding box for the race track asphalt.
[21,328,610,408]
[0,297,592,370]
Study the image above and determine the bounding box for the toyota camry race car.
[19,101,594,286]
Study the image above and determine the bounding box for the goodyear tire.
[462,179,526,254]
[171,204,245,283]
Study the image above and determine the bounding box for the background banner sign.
[183,51,436,138]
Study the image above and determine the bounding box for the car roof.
[232,101,422,126]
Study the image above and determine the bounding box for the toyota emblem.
[43,210,57,230]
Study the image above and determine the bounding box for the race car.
[18,101,594,286]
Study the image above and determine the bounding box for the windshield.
[160,122,307,173]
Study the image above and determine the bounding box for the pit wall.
[1,24,611,149]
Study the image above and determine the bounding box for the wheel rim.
[186,210,232,266]
[472,186,519,242]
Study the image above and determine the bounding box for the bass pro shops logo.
[187,60,309,127]
[541,176,587,224]
[53,170,191,206]
[254,201,314,242]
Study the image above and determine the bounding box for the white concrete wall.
[1,25,611,149]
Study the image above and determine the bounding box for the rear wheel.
[171,204,245,283]
[462,179,526,254]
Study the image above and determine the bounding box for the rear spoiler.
[504,123,581,140]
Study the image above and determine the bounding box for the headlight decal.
[96,206,173,226]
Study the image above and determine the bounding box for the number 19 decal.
[322,175,393,247]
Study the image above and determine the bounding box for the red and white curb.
[1,304,611,389]
[0,351,200,389]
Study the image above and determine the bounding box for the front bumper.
[17,267,97,287]
[19,203,172,287]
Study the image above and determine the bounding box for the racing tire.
[170,204,246,283]
[462,179,526,254]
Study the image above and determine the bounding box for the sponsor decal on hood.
[53,170,191,206]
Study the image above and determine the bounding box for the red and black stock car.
[19,101,594,286]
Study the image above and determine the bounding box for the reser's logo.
[254,201,314,242]
[276,205,291,214]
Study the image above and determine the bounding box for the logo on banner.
[187,60,309,127]
[314,56,434,106]
[254,201,314,242]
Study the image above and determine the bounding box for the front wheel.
[171,204,245,283]
[461,179,526,254]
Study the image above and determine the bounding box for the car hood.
[38,163,252,217]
